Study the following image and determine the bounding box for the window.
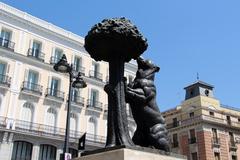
[51,48,63,64]
[90,89,99,107]
[0,62,7,82]
[0,29,12,48]
[11,141,33,160]
[92,62,100,78]
[229,132,235,146]
[21,102,34,122]
[214,152,220,160]
[189,112,194,118]
[50,78,60,96]
[71,88,80,102]
[191,152,198,160]
[74,56,83,73]
[45,108,57,133]
[238,118,240,122]
[172,133,178,148]
[70,113,77,137]
[39,144,56,160]
[209,111,214,116]
[189,129,196,144]
[87,117,97,140]
[173,117,178,127]
[27,70,39,90]
[212,128,218,144]
[232,155,237,160]
[227,115,231,125]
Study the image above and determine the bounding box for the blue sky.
[2,0,240,111]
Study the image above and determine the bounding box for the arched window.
[21,102,34,122]
[45,108,57,133]
[87,117,97,141]
[39,144,56,160]
[11,141,33,160]
[70,113,77,137]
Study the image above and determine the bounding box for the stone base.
[74,146,186,160]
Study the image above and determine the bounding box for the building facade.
[163,81,240,160]
[0,2,136,160]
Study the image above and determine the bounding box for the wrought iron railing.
[87,99,103,111]
[212,137,220,147]
[73,65,85,76]
[0,74,11,87]
[45,88,65,101]
[0,117,106,144]
[27,48,45,62]
[0,37,15,50]
[22,81,43,95]
[89,70,103,81]
[70,95,84,106]
[167,121,180,129]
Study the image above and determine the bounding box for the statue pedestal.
[74,146,186,160]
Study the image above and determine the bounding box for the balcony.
[229,141,238,151]
[212,137,220,148]
[70,95,84,106]
[21,81,43,95]
[188,137,197,144]
[0,37,15,51]
[27,48,45,62]
[73,65,85,76]
[87,99,103,112]
[50,56,61,65]
[0,117,106,145]
[45,88,65,101]
[89,70,103,81]
[167,121,180,129]
[172,141,179,148]
[0,74,11,88]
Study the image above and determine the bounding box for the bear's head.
[136,57,160,80]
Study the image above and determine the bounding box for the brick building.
[163,80,240,160]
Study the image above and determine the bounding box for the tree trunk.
[106,56,133,147]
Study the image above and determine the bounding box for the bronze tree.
[85,17,148,147]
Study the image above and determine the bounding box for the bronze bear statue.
[125,57,170,152]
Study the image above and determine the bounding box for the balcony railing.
[70,95,84,106]
[167,121,180,129]
[172,141,179,148]
[21,81,43,95]
[27,48,45,62]
[87,99,103,111]
[73,65,85,76]
[50,56,61,64]
[89,70,103,81]
[0,117,106,144]
[212,137,220,148]
[188,137,197,144]
[229,141,237,151]
[0,74,11,87]
[45,88,65,101]
[0,37,15,50]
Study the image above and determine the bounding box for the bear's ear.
[155,66,160,72]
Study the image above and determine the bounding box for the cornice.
[0,2,85,48]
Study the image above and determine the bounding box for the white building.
[0,2,137,160]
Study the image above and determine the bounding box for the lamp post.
[54,54,87,160]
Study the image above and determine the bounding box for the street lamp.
[54,54,87,160]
